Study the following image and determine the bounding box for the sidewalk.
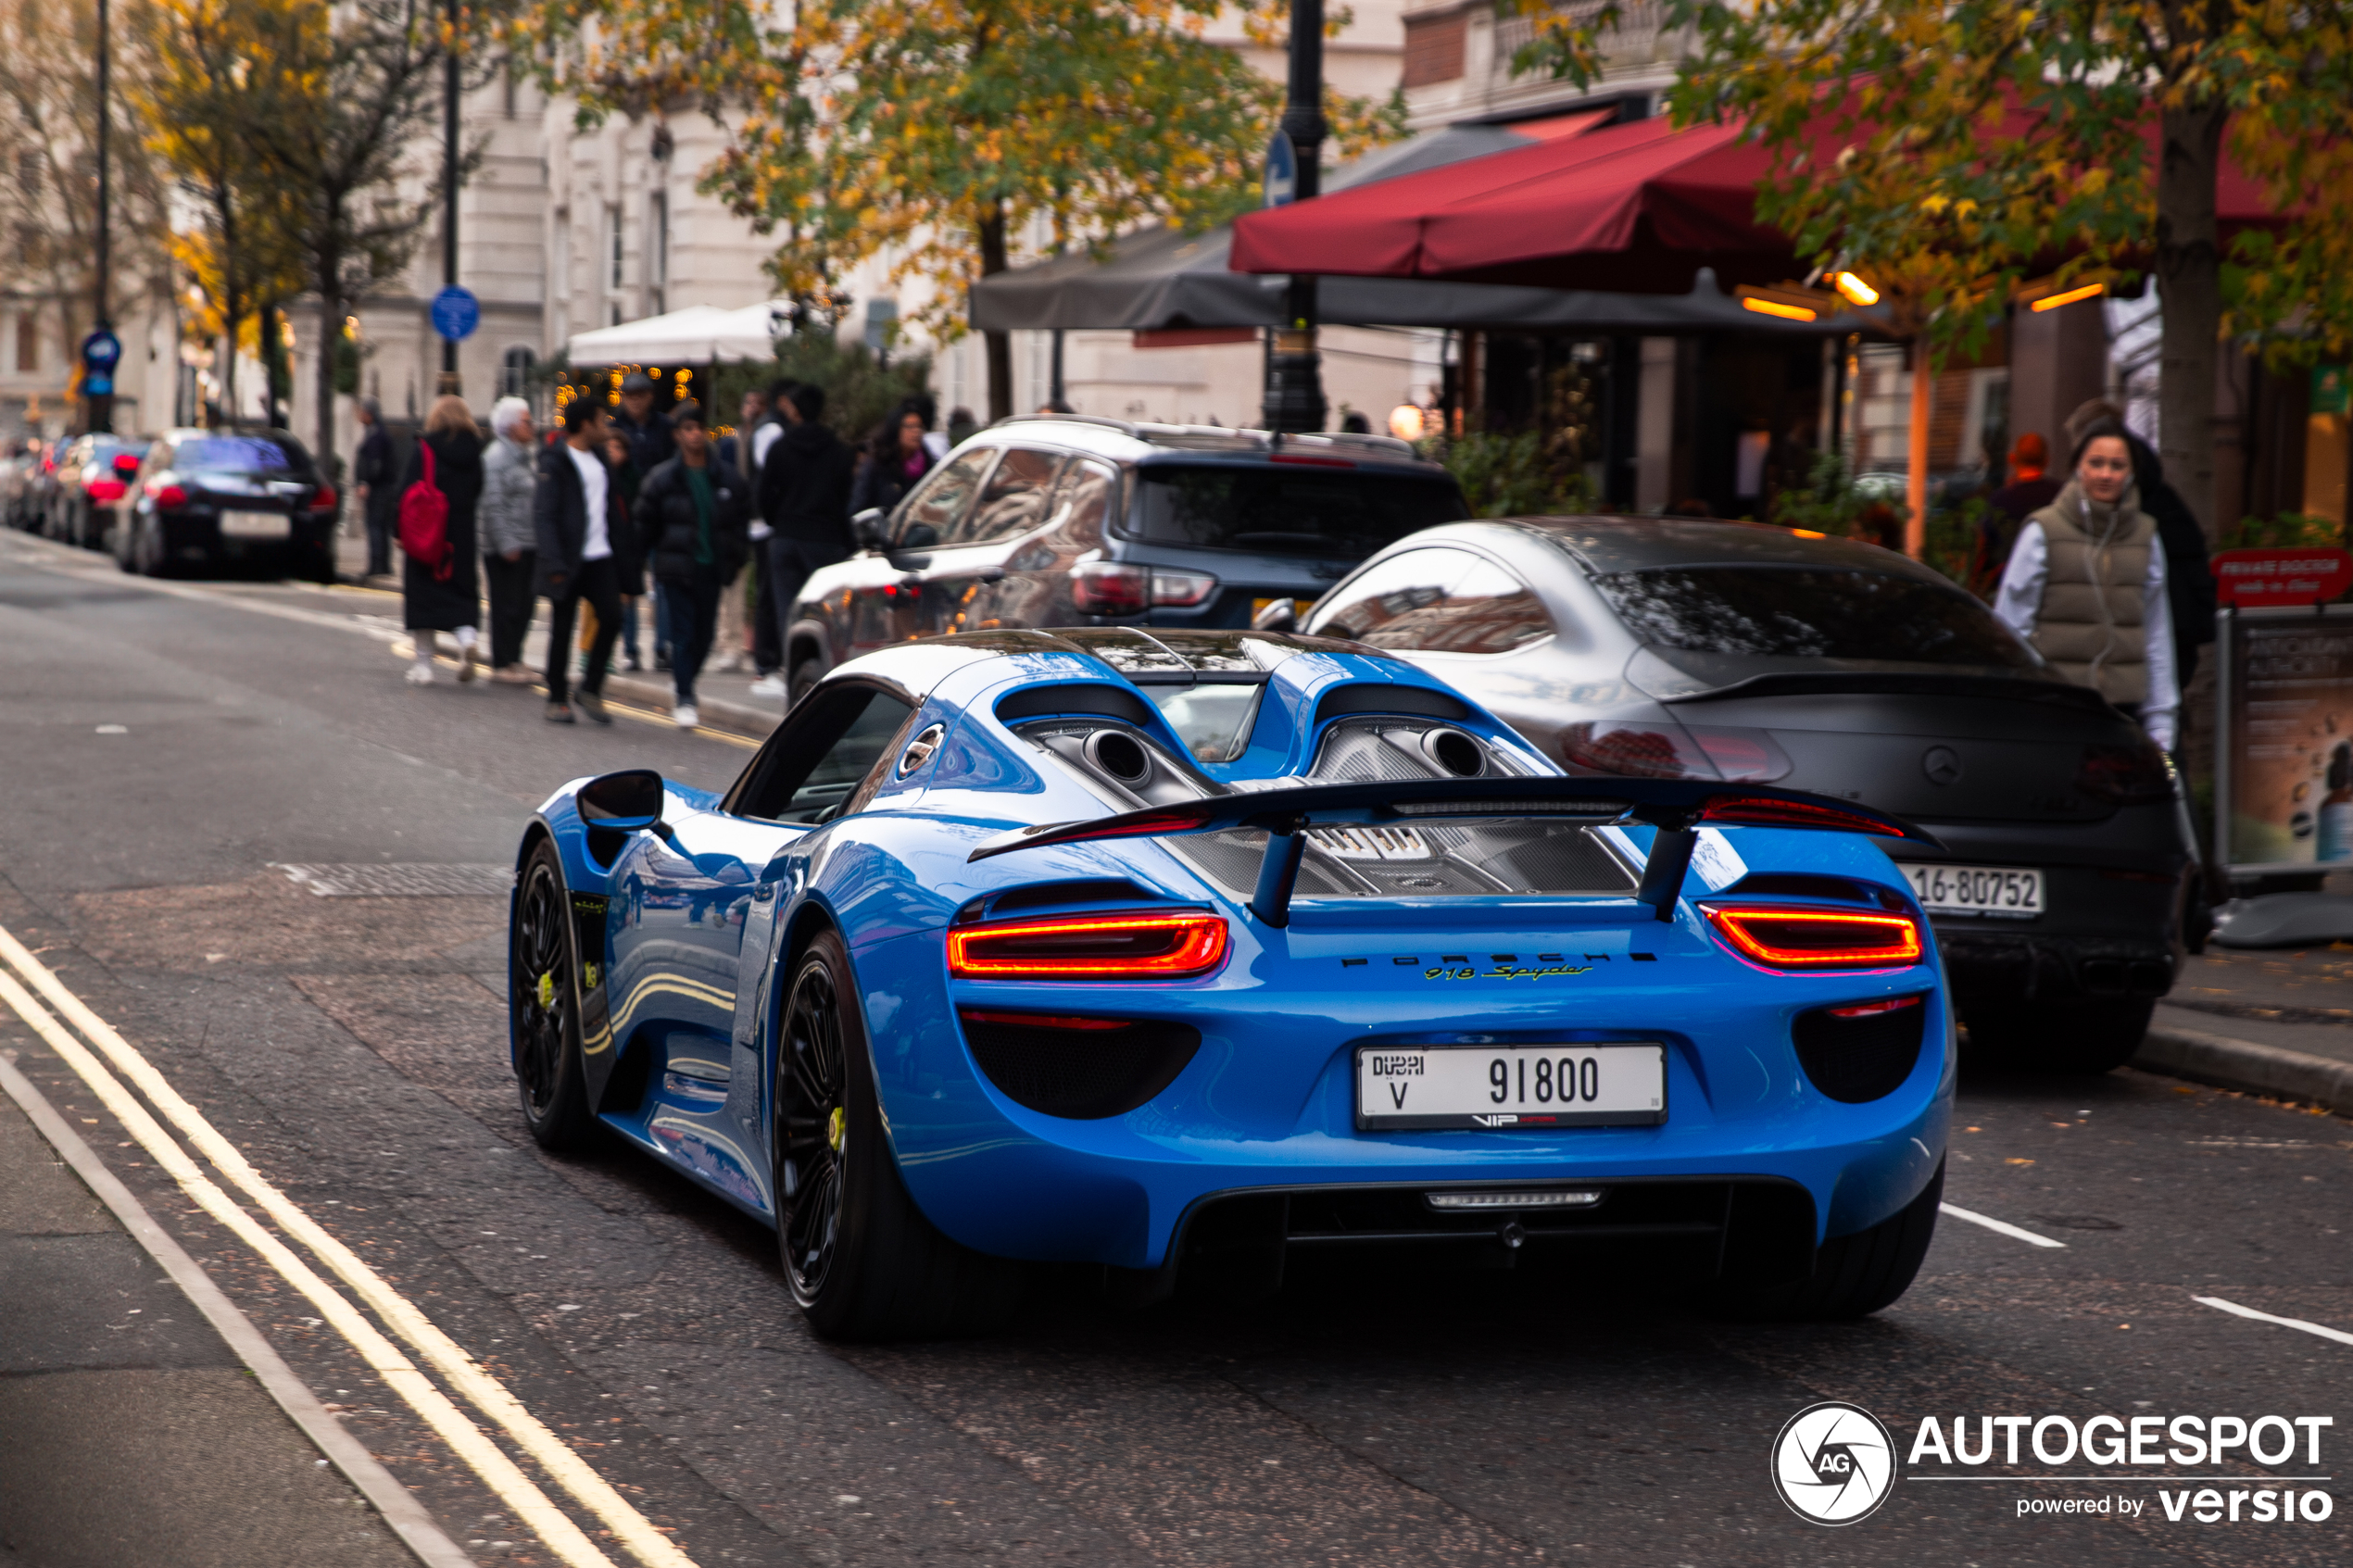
[337,524,787,743]
[2130,947,2353,1113]
[0,1054,439,1566]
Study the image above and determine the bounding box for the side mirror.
[1251,596,1298,632]
[578,769,666,833]
[851,506,887,550]
[895,521,940,552]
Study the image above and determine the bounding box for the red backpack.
[398,442,453,580]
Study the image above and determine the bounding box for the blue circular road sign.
[1263,132,1297,209]
[431,286,481,342]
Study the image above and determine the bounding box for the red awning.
[1230,110,2290,295]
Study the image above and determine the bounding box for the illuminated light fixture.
[1389,404,1427,440]
[946,910,1230,979]
[1742,296,1818,322]
[1790,528,1828,539]
[1703,905,1926,970]
[1428,1190,1603,1210]
[1829,271,1880,307]
[2032,282,2106,313]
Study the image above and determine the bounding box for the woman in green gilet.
[1991,417,2178,751]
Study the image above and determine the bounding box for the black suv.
[782,415,1467,698]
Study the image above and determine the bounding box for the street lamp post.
[86,0,113,434]
[1261,0,1327,433]
[437,0,461,395]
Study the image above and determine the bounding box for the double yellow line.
[0,925,702,1568]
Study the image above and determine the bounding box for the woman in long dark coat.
[398,395,486,684]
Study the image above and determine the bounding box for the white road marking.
[0,925,700,1568]
[2195,1294,2353,1348]
[1939,1202,2069,1248]
[0,1051,476,1568]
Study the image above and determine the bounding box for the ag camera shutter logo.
[1772,1401,1897,1524]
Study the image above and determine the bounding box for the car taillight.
[86,478,126,501]
[1696,795,1896,835]
[111,453,140,474]
[946,910,1230,979]
[1702,904,1925,969]
[147,483,188,508]
[1559,721,1789,781]
[2076,738,2174,807]
[308,483,338,514]
[1069,561,1219,613]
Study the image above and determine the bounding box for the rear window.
[1125,464,1466,558]
[1143,684,1265,763]
[1590,566,2038,668]
[175,436,312,475]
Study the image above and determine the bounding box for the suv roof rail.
[996,414,1423,463]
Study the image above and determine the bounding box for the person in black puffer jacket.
[632,400,750,728]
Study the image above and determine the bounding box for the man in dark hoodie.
[2064,399,2218,688]
[756,383,855,696]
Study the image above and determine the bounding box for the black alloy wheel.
[775,942,850,1306]
[511,842,598,1149]
[772,929,1026,1340]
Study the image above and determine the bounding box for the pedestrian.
[946,406,978,449]
[1992,417,2178,751]
[849,403,934,518]
[708,386,771,673]
[535,399,626,724]
[479,395,540,683]
[634,401,750,729]
[2064,398,2218,689]
[601,427,650,671]
[744,381,801,698]
[611,371,676,476]
[907,392,949,463]
[396,395,485,685]
[756,383,856,701]
[352,395,396,579]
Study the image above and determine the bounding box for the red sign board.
[2212,547,2353,608]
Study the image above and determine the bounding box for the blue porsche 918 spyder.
[509,629,1953,1339]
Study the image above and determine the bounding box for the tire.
[510,841,601,1151]
[133,521,169,578]
[1713,1162,1944,1321]
[786,660,822,709]
[774,928,1024,1340]
[1967,997,2154,1074]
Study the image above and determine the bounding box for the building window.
[502,55,518,118]
[1402,11,1468,89]
[15,315,35,372]
[500,346,535,397]
[649,189,668,316]
[609,206,623,291]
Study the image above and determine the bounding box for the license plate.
[1355,1043,1667,1131]
[220,510,290,539]
[1899,861,2044,918]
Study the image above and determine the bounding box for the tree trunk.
[977,202,1012,421]
[315,270,344,485]
[2155,95,2227,540]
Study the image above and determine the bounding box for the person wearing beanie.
[632,401,750,728]
[753,382,856,699]
[1992,418,2178,749]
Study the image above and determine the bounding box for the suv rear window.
[1590,566,2038,668]
[175,436,314,475]
[1125,464,1466,558]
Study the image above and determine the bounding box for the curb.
[597,669,780,742]
[2133,1023,2353,1114]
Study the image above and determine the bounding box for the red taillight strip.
[1826,995,1925,1019]
[946,911,1230,979]
[1703,904,1925,969]
[957,1010,1130,1031]
[1699,795,1914,838]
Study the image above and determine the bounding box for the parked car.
[510,628,1950,1338]
[118,427,338,582]
[47,433,145,551]
[782,415,1468,702]
[0,440,46,529]
[1297,516,2195,1073]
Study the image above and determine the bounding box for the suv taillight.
[1069,562,1218,614]
[308,483,338,514]
[86,477,127,502]
[147,481,188,508]
[2076,738,2174,806]
[1560,721,1790,781]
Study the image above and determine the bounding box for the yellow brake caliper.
[826,1105,846,1153]
[536,971,555,1010]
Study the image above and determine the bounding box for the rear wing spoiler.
[967,777,1938,928]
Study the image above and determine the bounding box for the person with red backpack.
[396,395,485,685]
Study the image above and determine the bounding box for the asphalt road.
[2,526,2349,1568]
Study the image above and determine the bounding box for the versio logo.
[1772,1401,1898,1525]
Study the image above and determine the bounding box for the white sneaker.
[405,660,434,685]
[673,703,698,730]
[747,674,787,698]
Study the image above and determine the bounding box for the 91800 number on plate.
[1355,1044,1667,1131]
